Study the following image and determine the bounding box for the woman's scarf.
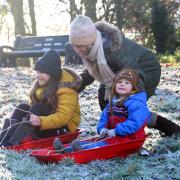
[82,30,115,100]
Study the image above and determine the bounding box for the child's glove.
[99,128,108,139]
[107,129,116,137]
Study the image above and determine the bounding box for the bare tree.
[98,0,115,22]
[0,3,8,34]
[28,0,36,36]
[69,0,78,21]
[84,0,97,21]
[7,0,26,36]
[59,0,83,22]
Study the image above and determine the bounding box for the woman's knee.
[17,103,30,111]
[11,103,30,120]
[29,103,53,116]
[98,85,108,111]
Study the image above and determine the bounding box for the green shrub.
[174,48,180,63]
[159,49,180,63]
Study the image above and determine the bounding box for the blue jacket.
[97,92,151,136]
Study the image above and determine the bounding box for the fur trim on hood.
[95,21,124,51]
[59,68,82,91]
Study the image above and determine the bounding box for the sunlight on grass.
[0,66,179,179]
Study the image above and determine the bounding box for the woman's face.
[72,44,92,58]
[36,71,50,86]
[115,79,133,96]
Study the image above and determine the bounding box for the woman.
[68,15,180,137]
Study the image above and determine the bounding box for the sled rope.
[0,107,33,144]
[0,120,31,144]
[15,107,33,114]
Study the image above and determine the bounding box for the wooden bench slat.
[2,49,65,58]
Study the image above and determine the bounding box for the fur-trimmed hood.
[59,68,82,91]
[95,21,124,51]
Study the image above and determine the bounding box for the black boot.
[154,115,180,137]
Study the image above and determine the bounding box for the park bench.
[0,35,80,67]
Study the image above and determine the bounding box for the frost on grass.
[0,66,179,179]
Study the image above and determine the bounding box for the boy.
[54,68,150,152]
[97,68,150,139]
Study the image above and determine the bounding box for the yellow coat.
[35,69,81,132]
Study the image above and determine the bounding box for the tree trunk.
[28,0,37,36]
[4,0,26,67]
[7,0,26,36]
[69,0,78,22]
[84,0,97,21]
[69,0,76,22]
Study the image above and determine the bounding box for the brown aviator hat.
[109,68,140,113]
[111,68,140,95]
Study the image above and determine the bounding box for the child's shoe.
[53,138,65,153]
[71,139,82,152]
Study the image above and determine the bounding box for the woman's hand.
[30,114,41,127]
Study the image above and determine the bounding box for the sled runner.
[6,129,82,151]
[30,136,146,164]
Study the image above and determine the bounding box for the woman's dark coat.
[78,21,161,108]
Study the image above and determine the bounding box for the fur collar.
[59,68,82,91]
[95,21,124,51]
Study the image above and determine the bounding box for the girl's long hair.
[30,77,60,112]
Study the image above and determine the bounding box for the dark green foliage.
[151,0,177,54]
[114,0,123,30]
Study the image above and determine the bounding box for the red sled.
[6,129,82,151]
[30,136,146,164]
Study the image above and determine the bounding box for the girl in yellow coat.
[0,50,81,146]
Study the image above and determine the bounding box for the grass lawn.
[0,65,179,179]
